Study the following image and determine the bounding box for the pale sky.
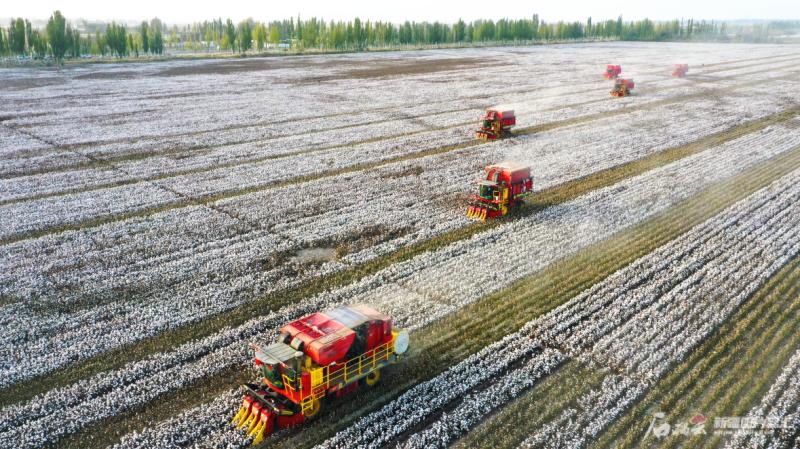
[3,0,799,24]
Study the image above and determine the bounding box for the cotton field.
[1,41,800,449]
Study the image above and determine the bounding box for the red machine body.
[476,109,516,140]
[279,306,391,366]
[671,64,689,77]
[603,64,622,79]
[232,305,408,445]
[610,78,635,97]
[465,163,533,220]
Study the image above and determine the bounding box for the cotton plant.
[2,43,800,449]
[313,168,800,449]
[3,56,798,388]
[3,125,798,448]
[724,348,800,449]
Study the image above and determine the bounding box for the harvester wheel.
[364,369,381,387]
[304,398,322,419]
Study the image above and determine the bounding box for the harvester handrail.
[302,336,396,409]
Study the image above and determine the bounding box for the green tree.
[94,30,106,56]
[223,18,236,51]
[105,22,128,57]
[301,17,318,48]
[253,22,266,50]
[71,26,81,57]
[128,33,138,57]
[237,19,252,52]
[140,21,149,53]
[149,18,163,54]
[28,29,47,58]
[453,19,466,42]
[151,28,163,54]
[268,25,280,46]
[46,10,68,62]
[9,18,26,55]
[65,24,74,57]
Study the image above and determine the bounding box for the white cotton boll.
[3,45,800,448]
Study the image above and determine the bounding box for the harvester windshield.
[254,342,303,390]
[478,181,497,200]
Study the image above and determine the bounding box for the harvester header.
[232,305,409,445]
[466,162,533,220]
[476,108,516,140]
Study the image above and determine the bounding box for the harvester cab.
[610,78,635,97]
[672,64,689,77]
[232,305,409,445]
[603,64,622,79]
[476,109,516,140]
[466,163,533,220]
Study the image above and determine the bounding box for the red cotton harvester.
[603,64,622,79]
[232,305,409,445]
[476,108,516,140]
[465,162,533,220]
[610,78,635,97]
[671,64,689,78]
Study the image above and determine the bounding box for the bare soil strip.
[37,134,800,449]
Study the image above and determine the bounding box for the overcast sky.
[4,0,799,24]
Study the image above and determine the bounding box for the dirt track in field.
[155,55,500,79]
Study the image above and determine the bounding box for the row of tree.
[172,15,735,52]
[0,12,794,61]
[0,11,164,61]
